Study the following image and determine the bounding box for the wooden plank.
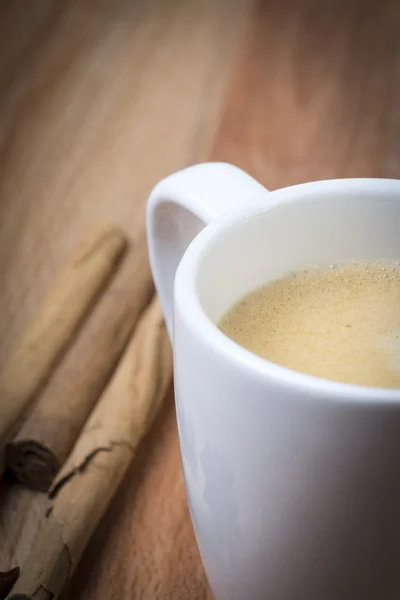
[213,0,400,189]
[0,0,252,363]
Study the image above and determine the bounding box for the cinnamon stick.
[0,225,127,475]
[0,484,49,577]
[8,297,172,600]
[5,249,153,492]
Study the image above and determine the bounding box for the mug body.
[173,178,400,600]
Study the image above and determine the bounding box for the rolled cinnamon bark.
[0,225,127,475]
[5,247,153,491]
[8,297,172,600]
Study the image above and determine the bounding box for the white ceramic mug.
[147,163,400,600]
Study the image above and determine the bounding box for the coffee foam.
[219,261,400,388]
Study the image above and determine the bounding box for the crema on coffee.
[219,261,400,388]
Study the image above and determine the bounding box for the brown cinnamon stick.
[0,484,49,577]
[5,249,153,492]
[8,297,172,600]
[0,225,127,475]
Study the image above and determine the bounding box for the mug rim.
[174,177,400,403]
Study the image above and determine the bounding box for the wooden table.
[1,0,400,597]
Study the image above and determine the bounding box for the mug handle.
[147,162,268,338]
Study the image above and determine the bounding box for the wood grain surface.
[213,0,400,189]
[1,0,400,598]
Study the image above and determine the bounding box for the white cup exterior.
[147,163,400,600]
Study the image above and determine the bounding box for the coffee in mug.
[220,260,400,388]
